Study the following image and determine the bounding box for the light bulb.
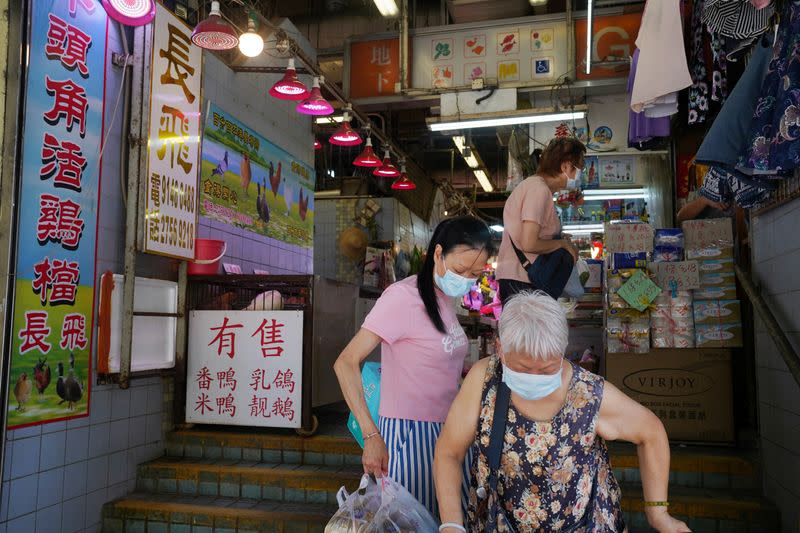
[239,20,264,58]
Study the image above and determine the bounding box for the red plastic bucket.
[188,239,227,276]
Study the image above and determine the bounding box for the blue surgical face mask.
[566,167,582,190]
[502,360,563,400]
[434,258,477,298]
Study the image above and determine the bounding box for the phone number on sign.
[149,213,195,250]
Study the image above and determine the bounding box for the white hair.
[498,291,569,361]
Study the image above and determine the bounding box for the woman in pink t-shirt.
[334,216,495,517]
[495,137,585,303]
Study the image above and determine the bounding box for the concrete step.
[102,493,336,533]
[101,483,779,533]
[137,458,362,505]
[166,429,761,490]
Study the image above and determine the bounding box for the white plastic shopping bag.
[325,474,382,533]
[363,477,438,533]
[563,258,590,298]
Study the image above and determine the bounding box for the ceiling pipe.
[399,0,409,93]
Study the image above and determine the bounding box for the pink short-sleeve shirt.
[362,276,469,423]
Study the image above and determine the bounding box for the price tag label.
[652,261,700,290]
[604,223,655,253]
[617,270,661,311]
[682,218,733,250]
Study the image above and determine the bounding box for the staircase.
[102,428,780,532]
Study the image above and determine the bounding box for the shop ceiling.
[212,0,644,216]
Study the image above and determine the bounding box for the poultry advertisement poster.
[6,1,107,427]
[200,103,315,248]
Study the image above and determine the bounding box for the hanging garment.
[688,0,711,124]
[631,0,693,113]
[699,166,773,208]
[703,0,774,39]
[710,32,729,102]
[628,48,671,147]
[738,0,800,175]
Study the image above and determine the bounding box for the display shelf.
[585,149,669,157]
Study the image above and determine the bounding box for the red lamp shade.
[101,0,155,26]
[296,77,334,115]
[269,58,310,100]
[373,150,400,177]
[353,138,382,167]
[391,166,416,190]
[191,1,238,50]
[329,114,362,146]
[314,139,322,150]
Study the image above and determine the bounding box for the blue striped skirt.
[379,416,473,520]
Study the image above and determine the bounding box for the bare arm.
[434,358,488,532]
[596,382,691,533]
[333,328,387,475]
[677,197,729,223]
[520,221,576,262]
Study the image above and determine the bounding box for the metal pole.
[566,0,574,78]
[173,261,188,425]
[735,265,800,389]
[120,25,147,390]
[400,0,409,93]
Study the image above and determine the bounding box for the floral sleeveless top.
[466,357,625,532]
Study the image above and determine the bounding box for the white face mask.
[502,361,563,400]
[566,166,582,190]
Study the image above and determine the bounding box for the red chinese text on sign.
[45,13,92,77]
[44,77,89,137]
[251,318,285,358]
[195,392,213,415]
[60,313,88,351]
[249,369,271,391]
[37,193,85,249]
[19,311,52,355]
[249,395,271,418]
[41,132,86,191]
[208,317,244,359]
[196,366,214,390]
[272,397,295,422]
[216,393,236,417]
[68,0,96,16]
[217,367,237,391]
[273,369,295,394]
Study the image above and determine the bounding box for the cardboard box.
[682,218,733,250]
[686,246,735,260]
[694,285,738,300]
[605,349,734,443]
[695,323,743,348]
[700,271,736,287]
[698,258,735,274]
[693,300,742,325]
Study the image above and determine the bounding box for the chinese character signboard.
[7,1,107,428]
[145,3,202,260]
[186,311,303,428]
[575,13,641,81]
[347,38,405,99]
[411,20,567,88]
[200,103,314,249]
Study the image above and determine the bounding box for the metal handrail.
[735,265,800,389]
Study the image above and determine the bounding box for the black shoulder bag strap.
[507,236,532,269]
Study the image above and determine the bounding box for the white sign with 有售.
[186,311,303,428]
[145,4,202,260]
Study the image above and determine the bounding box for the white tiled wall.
[751,198,800,533]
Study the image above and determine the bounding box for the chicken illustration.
[212,151,229,177]
[298,188,309,221]
[270,162,281,196]
[34,357,51,397]
[14,373,32,411]
[240,153,252,195]
[256,179,270,224]
[57,353,83,410]
[283,181,293,216]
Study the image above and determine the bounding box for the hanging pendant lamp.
[269,58,310,100]
[353,137,382,167]
[238,17,265,57]
[391,164,416,190]
[101,0,155,26]
[296,77,334,115]
[329,112,363,146]
[373,149,400,177]
[314,139,322,150]
[192,1,238,50]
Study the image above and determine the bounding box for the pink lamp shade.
[353,138,382,167]
[373,150,400,177]
[101,0,155,26]
[391,167,416,190]
[192,1,238,50]
[296,77,334,115]
[314,139,322,150]
[329,114,363,146]
[269,58,310,100]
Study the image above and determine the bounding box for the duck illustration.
[257,179,271,223]
[57,353,83,411]
[212,151,229,176]
[240,153,252,195]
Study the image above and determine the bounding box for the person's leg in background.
[498,279,534,305]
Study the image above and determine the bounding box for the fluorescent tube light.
[582,188,644,196]
[581,188,647,200]
[431,111,586,131]
[453,136,481,168]
[490,225,504,232]
[586,0,594,75]
[373,0,399,17]
[464,154,479,168]
[474,170,493,192]
[315,115,344,124]
[563,224,605,232]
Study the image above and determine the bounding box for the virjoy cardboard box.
[685,246,735,260]
[694,285,738,301]
[693,300,742,325]
[700,271,736,288]
[695,323,743,348]
[605,349,734,443]
[698,258,735,274]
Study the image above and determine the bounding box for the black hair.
[417,216,496,333]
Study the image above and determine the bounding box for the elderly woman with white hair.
[434,291,691,533]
